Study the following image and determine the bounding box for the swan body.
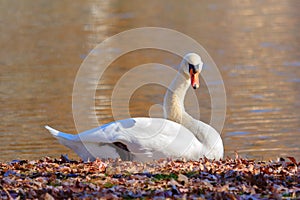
[46,53,224,161]
[46,118,206,161]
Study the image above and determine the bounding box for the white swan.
[45,53,224,161]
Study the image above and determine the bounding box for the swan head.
[181,53,203,89]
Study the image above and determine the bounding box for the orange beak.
[190,68,200,89]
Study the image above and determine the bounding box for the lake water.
[1,0,299,162]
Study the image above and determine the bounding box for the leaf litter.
[0,155,299,199]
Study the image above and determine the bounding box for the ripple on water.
[226,131,250,136]
[250,108,281,113]
[283,61,300,67]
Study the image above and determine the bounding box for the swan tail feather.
[45,125,76,141]
[45,125,110,161]
[45,126,84,157]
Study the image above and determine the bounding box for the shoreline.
[1,156,299,199]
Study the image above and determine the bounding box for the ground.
[0,155,299,199]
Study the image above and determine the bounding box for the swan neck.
[169,72,190,103]
[164,68,209,141]
[164,69,191,123]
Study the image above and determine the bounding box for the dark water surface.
[1,0,299,161]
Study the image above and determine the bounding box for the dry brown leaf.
[287,157,297,165]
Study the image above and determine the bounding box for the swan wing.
[60,118,203,161]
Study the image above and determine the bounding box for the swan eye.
[188,63,200,74]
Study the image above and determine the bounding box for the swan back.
[85,118,204,161]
